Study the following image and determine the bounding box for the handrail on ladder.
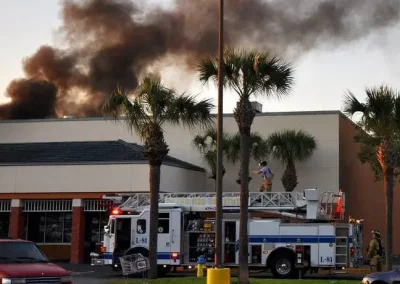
[116,192,305,211]
[102,190,345,221]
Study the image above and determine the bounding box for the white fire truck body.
[91,189,363,278]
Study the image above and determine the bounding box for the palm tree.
[225,132,270,185]
[343,85,400,271]
[267,129,317,192]
[102,74,213,278]
[192,127,230,183]
[198,48,294,283]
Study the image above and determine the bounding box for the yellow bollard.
[207,268,231,284]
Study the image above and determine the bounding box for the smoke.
[0,79,57,119]
[2,0,400,119]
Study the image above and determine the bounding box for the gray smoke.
[1,0,399,119]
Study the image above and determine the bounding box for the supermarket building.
[0,109,399,263]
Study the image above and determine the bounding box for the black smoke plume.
[1,0,400,119]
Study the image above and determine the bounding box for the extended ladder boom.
[120,191,304,211]
[106,189,345,220]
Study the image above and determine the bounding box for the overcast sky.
[1,0,400,114]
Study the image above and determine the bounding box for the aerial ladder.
[102,188,345,221]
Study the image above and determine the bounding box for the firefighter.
[367,229,383,272]
[252,160,274,192]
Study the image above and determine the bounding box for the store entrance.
[84,212,108,263]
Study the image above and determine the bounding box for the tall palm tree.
[198,48,294,283]
[102,74,213,278]
[267,129,317,192]
[225,132,270,185]
[192,127,230,183]
[343,85,400,271]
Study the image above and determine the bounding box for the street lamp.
[215,0,224,268]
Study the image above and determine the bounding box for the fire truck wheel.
[270,253,295,278]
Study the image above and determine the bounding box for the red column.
[9,199,24,239]
[70,199,85,264]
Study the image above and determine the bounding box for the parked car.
[362,269,400,284]
[0,239,72,283]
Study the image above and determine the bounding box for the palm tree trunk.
[383,168,394,271]
[148,163,161,279]
[282,159,298,192]
[236,167,252,185]
[234,98,256,284]
[239,131,251,284]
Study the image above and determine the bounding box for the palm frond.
[167,93,214,130]
[102,87,150,138]
[134,74,176,124]
[225,132,269,163]
[250,132,270,161]
[267,129,317,164]
[203,150,217,174]
[197,47,294,101]
[192,127,231,176]
[255,54,294,98]
[197,55,219,86]
[342,90,368,119]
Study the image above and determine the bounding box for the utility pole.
[215,0,224,268]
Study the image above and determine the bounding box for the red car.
[0,239,72,283]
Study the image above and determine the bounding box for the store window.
[25,212,72,243]
[0,213,9,239]
[85,212,108,244]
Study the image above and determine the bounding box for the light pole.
[215,0,224,268]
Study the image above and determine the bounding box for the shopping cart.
[119,253,150,284]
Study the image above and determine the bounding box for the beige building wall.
[0,164,206,194]
[0,111,340,193]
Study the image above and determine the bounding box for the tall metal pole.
[215,0,224,268]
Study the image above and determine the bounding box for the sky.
[1,0,400,114]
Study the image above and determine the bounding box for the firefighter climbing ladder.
[106,190,344,220]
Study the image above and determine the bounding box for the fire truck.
[90,188,364,278]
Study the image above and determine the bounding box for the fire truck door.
[157,213,172,265]
[114,217,132,254]
[170,209,182,264]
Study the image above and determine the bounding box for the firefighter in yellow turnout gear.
[367,229,383,272]
[252,160,274,192]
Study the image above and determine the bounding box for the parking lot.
[67,264,120,284]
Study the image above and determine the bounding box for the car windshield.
[0,242,49,264]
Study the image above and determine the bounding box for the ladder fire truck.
[90,188,364,278]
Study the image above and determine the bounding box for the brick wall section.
[9,207,24,239]
[70,206,85,264]
[338,115,400,254]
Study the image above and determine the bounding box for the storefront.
[23,200,73,260]
[83,199,109,263]
[0,198,110,262]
